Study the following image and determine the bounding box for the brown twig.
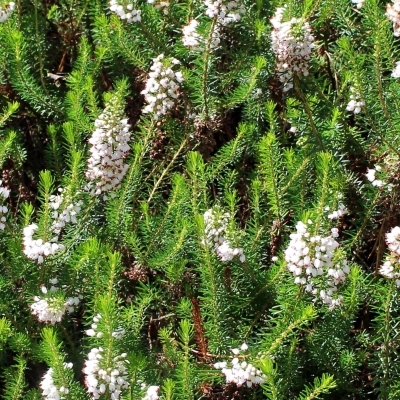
[191,298,209,360]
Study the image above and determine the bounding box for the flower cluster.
[23,224,65,264]
[284,220,350,309]
[40,364,73,400]
[203,208,245,263]
[182,19,200,47]
[86,314,104,338]
[141,54,184,120]
[392,61,400,78]
[49,188,83,235]
[0,2,15,23]
[142,385,160,400]
[86,314,126,340]
[386,0,400,37]
[366,165,387,188]
[86,96,131,199]
[181,18,221,49]
[109,0,141,23]
[351,0,365,9]
[30,280,81,324]
[214,343,266,388]
[0,180,10,230]
[84,315,129,399]
[346,92,365,114]
[271,6,314,92]
[83,348,130,399]
[386,226,400,255]
[379,260,400,287]
[327,203,348,220]
[380,227,400,287]
[22,189,82,263]
[204,0,245,25]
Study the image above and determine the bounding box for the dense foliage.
[1,0,400,398]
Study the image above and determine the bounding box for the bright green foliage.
[0,0,400,399]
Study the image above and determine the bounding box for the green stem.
[147,137,188,203]
[34,0,48,94]
[202,17,218,118]
[294,76,326,151]
[381,281,394,399]
[138,21,165,51]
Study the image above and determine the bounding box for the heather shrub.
[1,0,400,399]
